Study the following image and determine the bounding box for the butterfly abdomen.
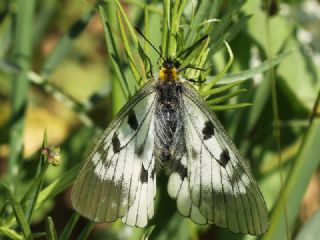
[154,81,185,169]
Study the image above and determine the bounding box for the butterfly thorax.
[154,78,185,170]
[158,60,178,82]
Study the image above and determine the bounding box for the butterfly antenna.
[134,27,166,62]
[173,35,209,63]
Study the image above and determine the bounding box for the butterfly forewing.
[166,82,268,235]
[71,82,157,227]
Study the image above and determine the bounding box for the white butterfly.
[71,59,269,235]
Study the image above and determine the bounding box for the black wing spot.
[219,149,230,167]
[127,110,138,130]
[191,148,197,160]
[202,121,215,140]
[175,162,188,180]
[135,145,144,156]
[140,167,148,183]
[112,133,121,153]
[151,168,156,180]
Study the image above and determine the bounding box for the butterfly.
[71,35,269,235]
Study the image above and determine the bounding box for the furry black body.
[154,80,186,173]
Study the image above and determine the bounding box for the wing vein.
[126,137,137,210]
[118,146,128,217]
[228,159,256,233]
[220,166,228,228]
[224,164,242,232]
[102,98,156,151]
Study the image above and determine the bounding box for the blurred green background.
[0,0,320,239]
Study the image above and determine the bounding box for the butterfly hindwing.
[71,81,157,227]
[167,82,269,235]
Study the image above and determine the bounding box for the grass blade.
[45,217,58,240]
[41,9,95,77]
[8,0,35,179]
[202,80,245,97]
[167,0,188,58]
[24,129,50,222]
[201,41,234,93]
[161,0,169,57]
[116,11,143,85]
[1,184,33,239]
[76,222,95,240]
[262,118,320,240]
[58,213,80,240]
[211,103,252,111]
[0,226,22,240]
[35,163,82,210]
[141,225,155,240]
[216,51,291,85]
[206,89,247,105]
[99,5,130,105]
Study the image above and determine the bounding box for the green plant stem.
[1,184,33,239]
[123,0,162,14]
[45,217,58,240]
[264,4,290,240]
[76,222,95,240]
[100,3,128,115]
[24,130,49,222]
[206,89,246,105]
[116,11,143,84]
[8,0,35,180]
[161,0,169,58]
[0,226,22,240]
[201,41,233,93]
[59,213,80,240]
[41,9,95,77]
[211,103,252,111]
[167,0,187,58]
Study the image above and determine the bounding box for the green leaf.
[0,226,22,240]
[207,89,247,105]
[1,184,33,239]
[99,5,130,114]
[45,217,58,240]
[24,129,50,222]
[114,0,139,46]
[116,11,144,85]
[76,222,95,240]
[201,41,234,93]
[122,0,162,14]
[2,131,94,228]
[216,51,291,85]
[59,213,80,240]
[41,10,95,77]
[209,0,245,53]
[8,0,35,180]
[35,163,82,212]
[161,0,170,57]
[186,0,222,45]
[211,103,252,111]
[262,119,320,240]
[32,232,47,238]
[141,225,155,240]
[202,80,245,97]
[224,15,251,43]
[167,0,188,58]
